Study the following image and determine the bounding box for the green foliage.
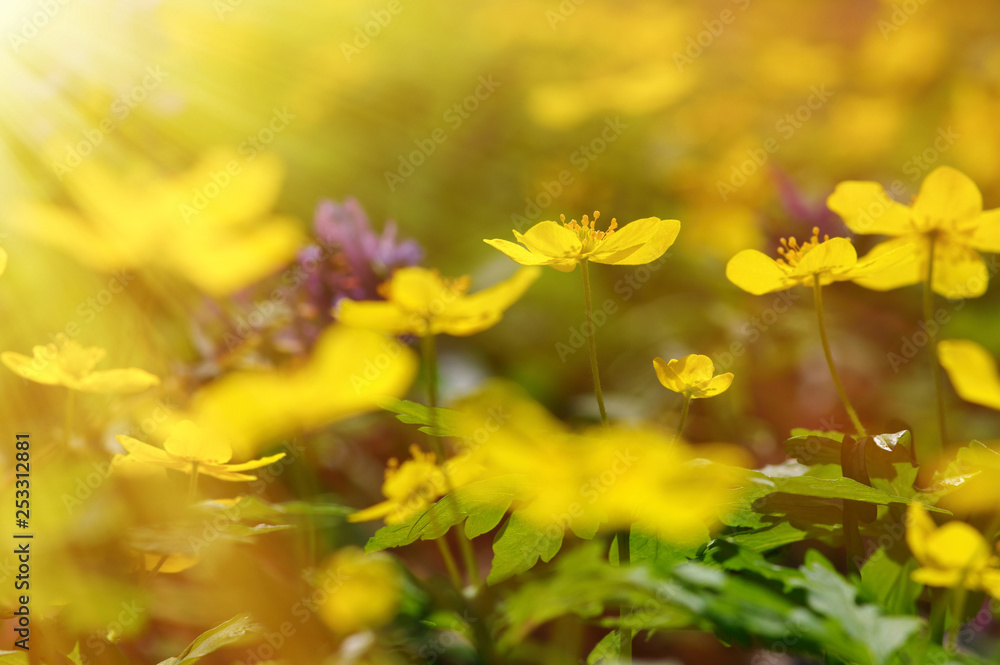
[157,614,262,665]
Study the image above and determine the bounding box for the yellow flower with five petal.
[116,420,286,482]
[1,340,159,393]
[336,266,540,337]
[12,149,303,296]
[906,502,1000,597]
[348,444,483,524]
[726,227,906,295]
[653,354,733,399]
[827,166,1000,298]
[484,211,680,272]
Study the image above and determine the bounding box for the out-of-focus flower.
[117,420,286,482]
[141,553,199,574]
[317,547,402,634]
[484,212,680,272]
[12,149,302,296]
[938,339,1000,411]
[1,340,159,393]
[906,502,1000,597]
[725,228,904,295]
[653,355,733,399]
[827,166,1000,298]
[349,445,483,525]
[336,266,540,337]
[190,325,418,457]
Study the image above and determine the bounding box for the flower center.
[560,211,618,252]
[775,226,840,267]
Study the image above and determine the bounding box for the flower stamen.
[775,226,840,267]
[560,211,618,251]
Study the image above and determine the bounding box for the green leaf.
[157,613,262,665]
[587,630,620,665]
[860,545,922,616]
[379,398,463,437]
[608,526,703,573]
[488,510,563,585]
[759,473,923,506]
[365,476,523,552]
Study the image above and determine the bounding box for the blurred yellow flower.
[349,444,483,525]
[485,212,680,273]
[336,266,540,337]
[725,228,904,295]
[937,339,1000,411]
[318,547,401,634]
[1,340,159,393]
[827,166,1000,298]
[191,326,418,457]
[906,502,1000,597]
[141,553,199,574]
[653,354,733,399]
[12,149,303,296]
[117,420,285,482]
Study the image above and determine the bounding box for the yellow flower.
[484,211,680,272]
[336,266,540,337]
[827,166,1000,298]
[725,228,904,295]
[190,325,417,457]
[317,547,401,634]
[906,502,1000,597]
[1,340,159,393]
[116,420,286,482]
[937,339,1000,411]
[12,149,302,296]
[348,445,483,525]
[653,354,733,399]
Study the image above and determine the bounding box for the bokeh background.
[2,0,1000,662]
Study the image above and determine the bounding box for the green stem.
[581,260,609,427]
[673,394,692,443]
[812,281,866,438]
[435,537,464,590]
[930,587,947,646]
[422,333,481,589]
[617,528,632,663]
[947,583,969,651]
[924,234,948,457]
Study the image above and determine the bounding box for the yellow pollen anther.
[559,210,618,247]
[774,226,842,267]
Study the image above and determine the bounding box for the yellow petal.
[337,299,415,335]
[75,368,161,394]
[913,166,983,229]
[698,372,734,399]
[653,357,685,393]
[442,267,541,336]
[116,435,190,473]
[163,420,232,464]
[1,350,63,386]
[347,500,396,523]
[514,221,581,259]
[848,239,917,282]
[932,238,988,299]
[850,236,925,291]
[221,452,287,474]
[981,570,1000,599]
[938,339,1000,411]
[192,325,417,457]
[483,238,555,267]
[827,181,914,235]
[912,567,965,589]
[726,249,794,295]
[671,354,716,385]
[793,237,857,277]
[590,217,680,265]
[968,208,1000,252]
[143,553,199,574]
[925,522,992,572]
[385,267,450,313]
[906,502,935,563]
